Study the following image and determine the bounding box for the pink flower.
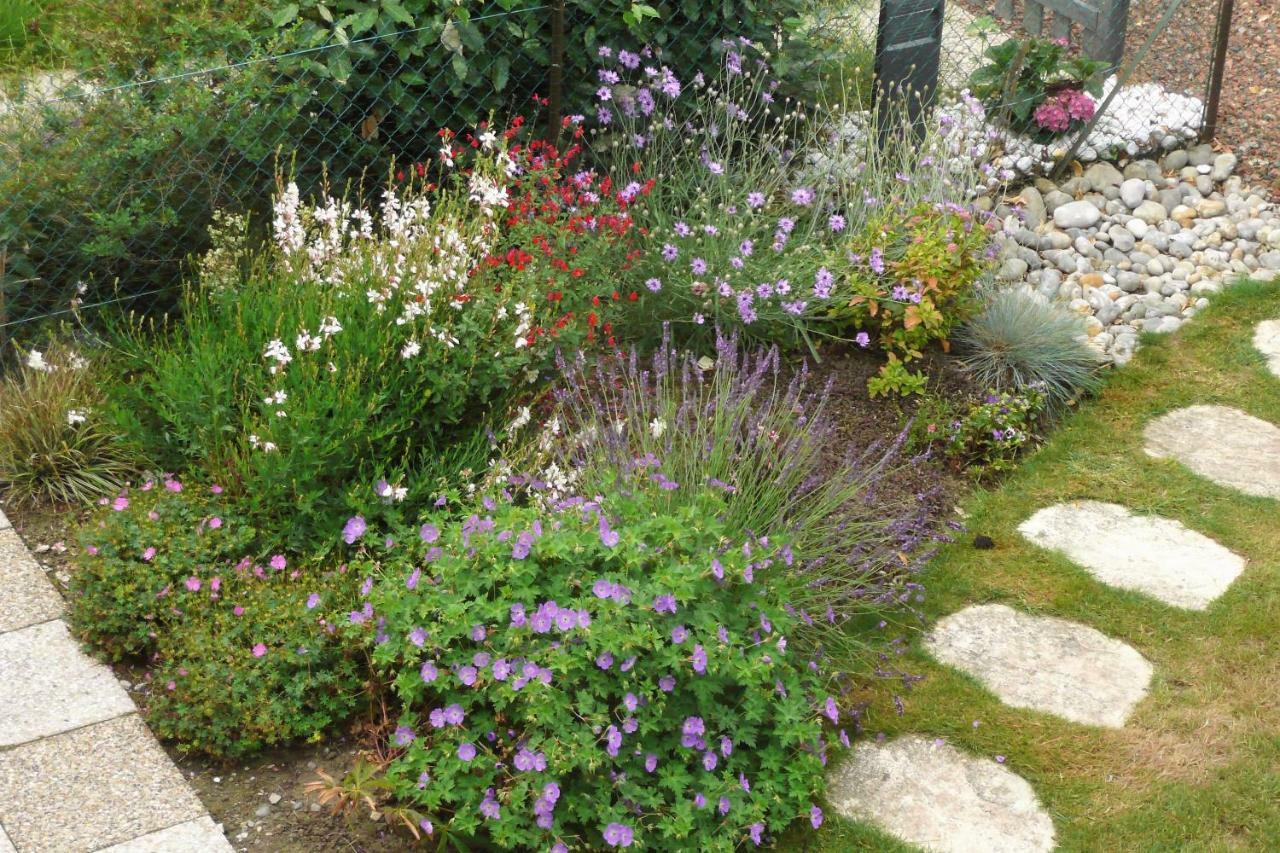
[233,605,245,616]
[210,577,221,592]
[141,547,156,562]
[147,511,159,521]
[85,545,99,556]
[164,479,182,492]
[210,484,223,494]
[111,496,129,511]
[185,576,201,592]
[269,554,286,570]
[208,517,223,529]
[252,643,267,658]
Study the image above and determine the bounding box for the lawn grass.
[809,279,1280,850]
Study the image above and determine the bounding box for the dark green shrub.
[0,63,308,331]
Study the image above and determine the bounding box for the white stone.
[1018,501,1247,609]
[1255,319,1280,378]
[1120,178,1146,209]
[1053,200,1101,230]
[0,619,136,747]
[1145,405,1280,499]
[924,604,1152,727]
[827,736,1055,853]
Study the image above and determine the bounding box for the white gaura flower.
[478,129,498,151]
[508,406,532,433]
[25,350,50,372]
[319,316,343,336]
[650,418,667,439]
[296,331,321,352]
[401,340,422,359]
[66,409,88,426]
[264,340,292,372]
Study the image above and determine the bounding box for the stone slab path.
[1256,320,1280,378]
[924,604,1153,728]
[0,509,232,853]
[827,735,1055,853]
[1144,405,1280,500]
[1019,501,1247,610]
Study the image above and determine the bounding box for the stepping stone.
[0,619,136,747]
[924,604,1152,728]
[827,735,1055,853]
[0,825,14,853]
[0,715,205,853]
[1019,501,1246,609]
[1144,405,1280,500]
[0,529,64,633]
[1256,320,1280,378]
[95,816,234,853]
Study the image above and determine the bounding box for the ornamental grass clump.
[343,477,836,850]
[0,342,138,506]
[955,287,1102,412]
[542,328,939,652]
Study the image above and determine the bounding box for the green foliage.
[71,476,256,659]
[0,0,40,64]
[968,35,1106,134]
[0,62,306,331]
[348,479,830,849]
[827,203,993,394]
[956,287,1102,412]
[909,387,1044,475]
[145,572,365,758]
[0,342,139,506]
[866,355,929,398]
[270,0,808,146]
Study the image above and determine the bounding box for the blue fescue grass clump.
[956,287,1103,412]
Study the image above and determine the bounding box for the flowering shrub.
[71,476,256,659]
[909,388,1045,475]
[108,120,645,548]
[344,480,836,849]
[825,202,995,396]
[967,34,1106,138]
[145,570,364,758]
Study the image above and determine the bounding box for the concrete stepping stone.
[924,604,1152,727]
[0,715,206,853]
[0,528,64,633]
[0,620,136,747]
[1144,405,1280,500]
[827,735,1055,853]
[1256,320,1280,378]
[95,816,234,853]
[1019,501,1246,610]
[0,825,14,853]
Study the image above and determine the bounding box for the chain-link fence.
[0,0,1234,350]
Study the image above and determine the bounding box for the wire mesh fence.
[0,0,1233,350]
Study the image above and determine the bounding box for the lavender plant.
[541,328,939,653]
[344,476,834,850]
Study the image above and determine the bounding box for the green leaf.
[382,0,415,26]
[270,3,299,27]
[315,3,333,23]
[440,20,463,55]
[350,6,379,35]
[491,55,510,92]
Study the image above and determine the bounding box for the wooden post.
[1090,0,1129,68]
[874,0,945,142]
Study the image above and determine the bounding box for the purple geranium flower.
[342,515,367,544]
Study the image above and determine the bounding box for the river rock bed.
[985,143,1280,365]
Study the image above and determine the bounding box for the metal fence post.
[1202,0,1235,141]
[873,0,945,142]
[547,0,566,141]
